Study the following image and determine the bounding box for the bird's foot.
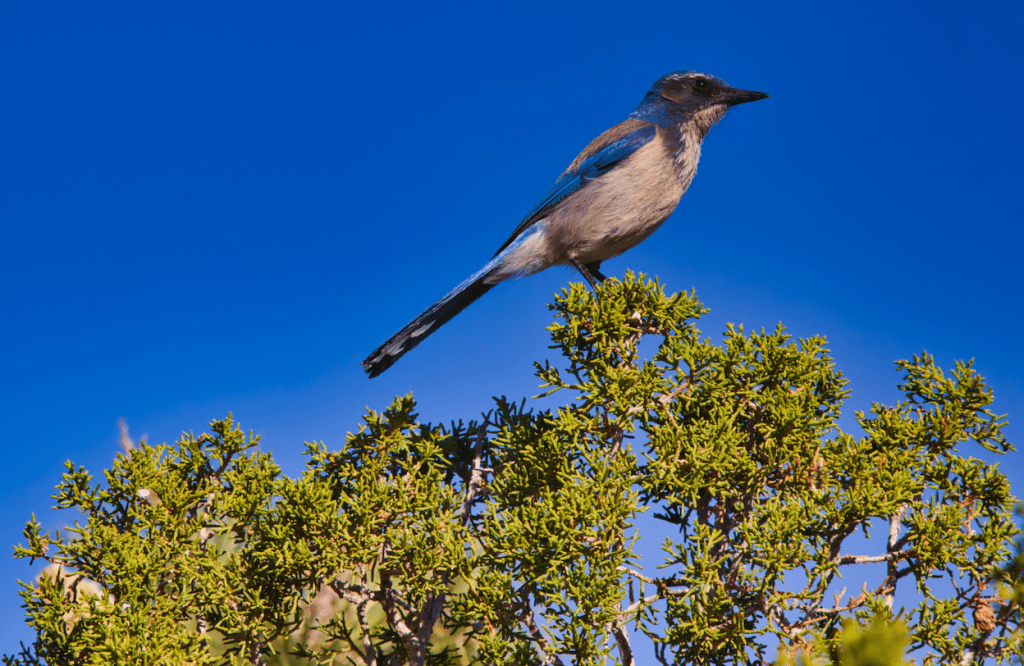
[569,258,607,290]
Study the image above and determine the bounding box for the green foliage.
[778,612,913,666]
[834,618,910,666]
[6,273,1022,666]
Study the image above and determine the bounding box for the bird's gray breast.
[547,133,689,264]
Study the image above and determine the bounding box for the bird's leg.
[584,261,607,282]
[569,258,605,290]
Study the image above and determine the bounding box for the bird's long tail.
[361,262,499,377]
[363,222,549,377]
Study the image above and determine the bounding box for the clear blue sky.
[2,0,1021,657]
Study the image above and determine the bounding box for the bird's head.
[633,71,768,135]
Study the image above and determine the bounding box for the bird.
[362,71,768,378]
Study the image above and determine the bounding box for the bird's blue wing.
[493,122,657,257]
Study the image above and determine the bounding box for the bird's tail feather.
[362,263,498,377]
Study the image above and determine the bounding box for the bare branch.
[329,577,382,605]
[884,507,908,610]
[460,418,490,525]
[249,636,268,666]
[415,584,449,666]
[379,572,420,662]
[619,592,670,616]
[611,624,635,666]
[357,598,377,666]
[617,566,656,584]
[836,549,913,565]
[520,606,565,666]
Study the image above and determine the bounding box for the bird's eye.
[694,78,710,91]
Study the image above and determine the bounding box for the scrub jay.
[363,71,768,377]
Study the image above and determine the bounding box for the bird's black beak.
[720,87,770,106]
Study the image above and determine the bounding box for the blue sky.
[1,0,1021,657]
